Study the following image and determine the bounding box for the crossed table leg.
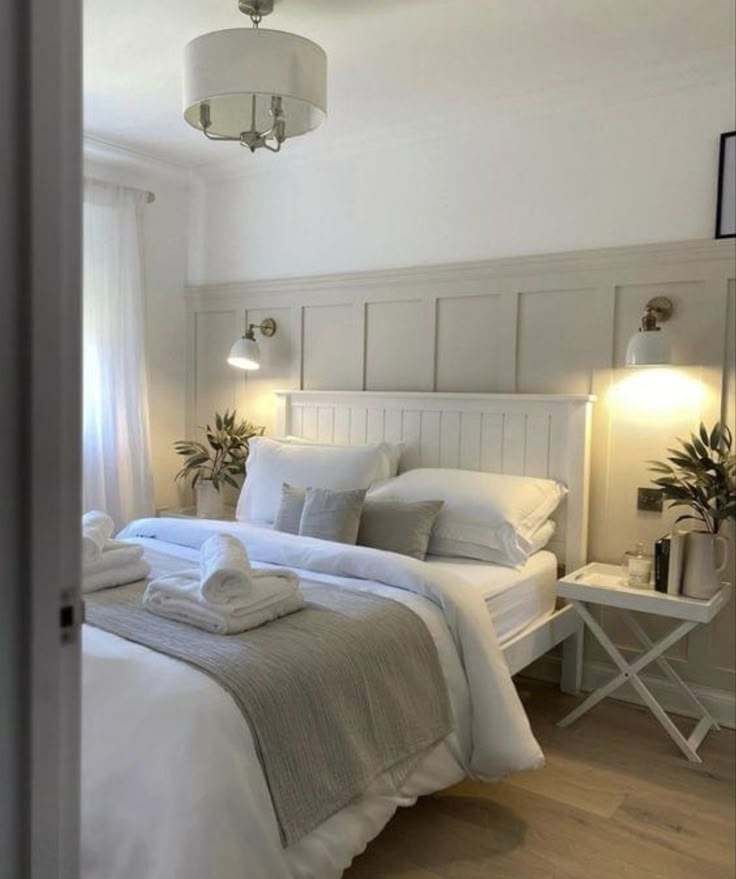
[557,599,719,762]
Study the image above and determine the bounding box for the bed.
[275,390,594,686]
[81,391,594,879]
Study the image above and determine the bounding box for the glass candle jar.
[622,542,653,588]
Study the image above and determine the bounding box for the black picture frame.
[715,130,735,239]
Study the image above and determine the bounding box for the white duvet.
[83,518,543,879]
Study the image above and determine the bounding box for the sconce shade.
[625,328,671,367]
[227,336,261,370]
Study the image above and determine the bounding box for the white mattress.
[424,551,558,645]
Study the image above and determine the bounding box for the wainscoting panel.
[517,287,612,394]
[244,306,295,381]
[365,299,434,391]
[436,293,516,392]
[193,310,242,428]
[239,305,297,438]
[186,238,736,715]
[303,303,362,391]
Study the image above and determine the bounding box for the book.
[654,534,670,593]
[667,530,687,595]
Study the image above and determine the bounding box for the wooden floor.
[345,680,735,879]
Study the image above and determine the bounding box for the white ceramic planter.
[195,480,224,519]
[681,531,728,599]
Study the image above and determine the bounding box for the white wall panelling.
[365,300,435,391]
[302,303,362,391]
[436,293,517,393]
[186,238,736,719]
[193,309,241,427]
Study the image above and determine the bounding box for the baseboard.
[523,655,736,729]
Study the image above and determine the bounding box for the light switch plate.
[637,487,664,513]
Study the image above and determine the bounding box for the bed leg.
[560,618,584,695]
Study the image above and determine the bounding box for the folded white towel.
[200,534,253,605]
[83,541,144,576]
[82,511,115,563]
[142,569,304,634]
[82,558,151,594]
[148,568,300,613]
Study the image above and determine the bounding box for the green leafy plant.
[649,422,736,534]
[174,409,264,492]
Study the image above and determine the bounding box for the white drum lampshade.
[227,336,261,370]
[183,28,327,144]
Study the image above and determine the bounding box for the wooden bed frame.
[275,389,595,693]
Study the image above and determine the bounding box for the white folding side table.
[557,563,732,763]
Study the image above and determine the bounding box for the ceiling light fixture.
[183,0,327,154]
[227,318,277,370]
[625,297,674,367]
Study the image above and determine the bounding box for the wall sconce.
[227,317,277,370]
[625,296,673,367]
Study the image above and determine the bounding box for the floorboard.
[344,680,735,879]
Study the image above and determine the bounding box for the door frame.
[0,0,82,876]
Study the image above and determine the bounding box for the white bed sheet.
[424,551,558,645]
[82,549,468,879]
[83,520,544,879]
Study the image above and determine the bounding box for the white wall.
[84,142,190,511]
[190,76,734,284]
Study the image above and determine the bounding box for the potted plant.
[174,409,264,518]
[649,422,735,598]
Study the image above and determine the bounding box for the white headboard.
[274,390,595,572]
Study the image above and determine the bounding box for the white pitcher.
[681,531,728,600]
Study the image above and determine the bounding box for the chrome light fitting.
[227,317,277,370]
[183,0,327,154]
[625,297,674,367]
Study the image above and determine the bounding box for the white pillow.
[430,518,557,567]
[237,436,394,525]
[367,468,566,566]
[279,435,403,477]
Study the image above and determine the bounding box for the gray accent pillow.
[357,498,444,560]
[298,487,367,545]
[273,483,307,534]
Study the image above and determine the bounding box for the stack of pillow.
[237,436,566,567]
[368,468,564,565]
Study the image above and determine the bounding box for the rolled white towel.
[143,570,304,635]
[82,558,151,594]
[83,541,144,576]
[82,511,115,563]
[200,534,253,605]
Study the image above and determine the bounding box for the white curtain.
[83,179,154,527]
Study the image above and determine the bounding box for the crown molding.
[83,136,192,186]
[185,238,736,303]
